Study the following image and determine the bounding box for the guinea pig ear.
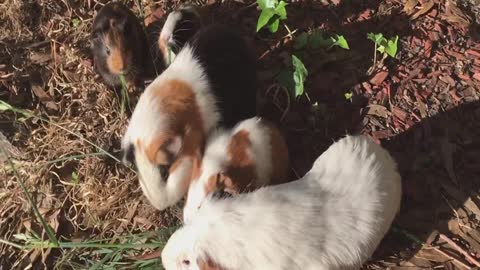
[152,135,183,165]
[109,17,127,32]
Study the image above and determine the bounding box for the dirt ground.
[1,0,480,269]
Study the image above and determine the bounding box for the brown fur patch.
[144,79,206,177]
[265,121,290,184]
[223,130,256,192]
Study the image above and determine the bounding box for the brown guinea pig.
[91,2,151,88]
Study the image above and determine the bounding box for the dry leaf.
[442,0,471,28]
[411,0,434,20]
[416,101,428,118]
[367,104,390,118]
[403,0,419,15]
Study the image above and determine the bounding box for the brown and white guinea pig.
[158,4,203,65]
[161,135,402,270]
[121,24,257,211]
[91,2,151,88]
[183,117,289,223]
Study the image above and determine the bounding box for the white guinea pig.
[161,135,402,270]
[183,117,289,223]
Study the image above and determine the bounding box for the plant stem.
[373,42,378,70]
[0,238,24,249]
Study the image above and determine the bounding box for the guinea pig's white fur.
[183,117,289,223]
[122,46,219,210]
[161,135,402,270]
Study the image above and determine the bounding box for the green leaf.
[344,92,353,101]
[268,17,280,33]
[367,32,384,44]
[274,1,288,19]
[385,35,399,58]
[13,233,29,241]
[377,45,386,54]
[72,171,79,185]
[0,100,13,111]
[72,18,81,28]
[257,8,276,32]
[292,55,308,98]
[310,31,332,49]
[294,32,309,50]
[331,34,350,50]
[257,0,277,9]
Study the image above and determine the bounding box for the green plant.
[256,0,288,33]
[344,92,353,102]
[119,73,131,116]
[367,33,399,69]
[72,18,81,28]
[294,31,350,50]
[292,55,308,98]
[275,54,309,101]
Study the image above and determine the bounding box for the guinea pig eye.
[157,165,170,180]
[212,189,232,200]
[182,259,190,266]
[105,47,111,55]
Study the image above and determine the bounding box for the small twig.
[265,84,290,122]
[438,233,480,267]
[368,42,378,75]
[258,29,298,60]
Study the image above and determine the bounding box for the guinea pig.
[183,117,289,223]
[91,2,151,88]
[121,24,257,211]
[158,4,203,65]
[161,135,402,270]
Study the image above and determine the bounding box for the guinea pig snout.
[107,48,128,75]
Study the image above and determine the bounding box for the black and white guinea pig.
[91,2,152,88]
[121,24,257,211]
[158,5,203,65]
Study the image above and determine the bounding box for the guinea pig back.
[190,24,258,127]
[162,135,402,270]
